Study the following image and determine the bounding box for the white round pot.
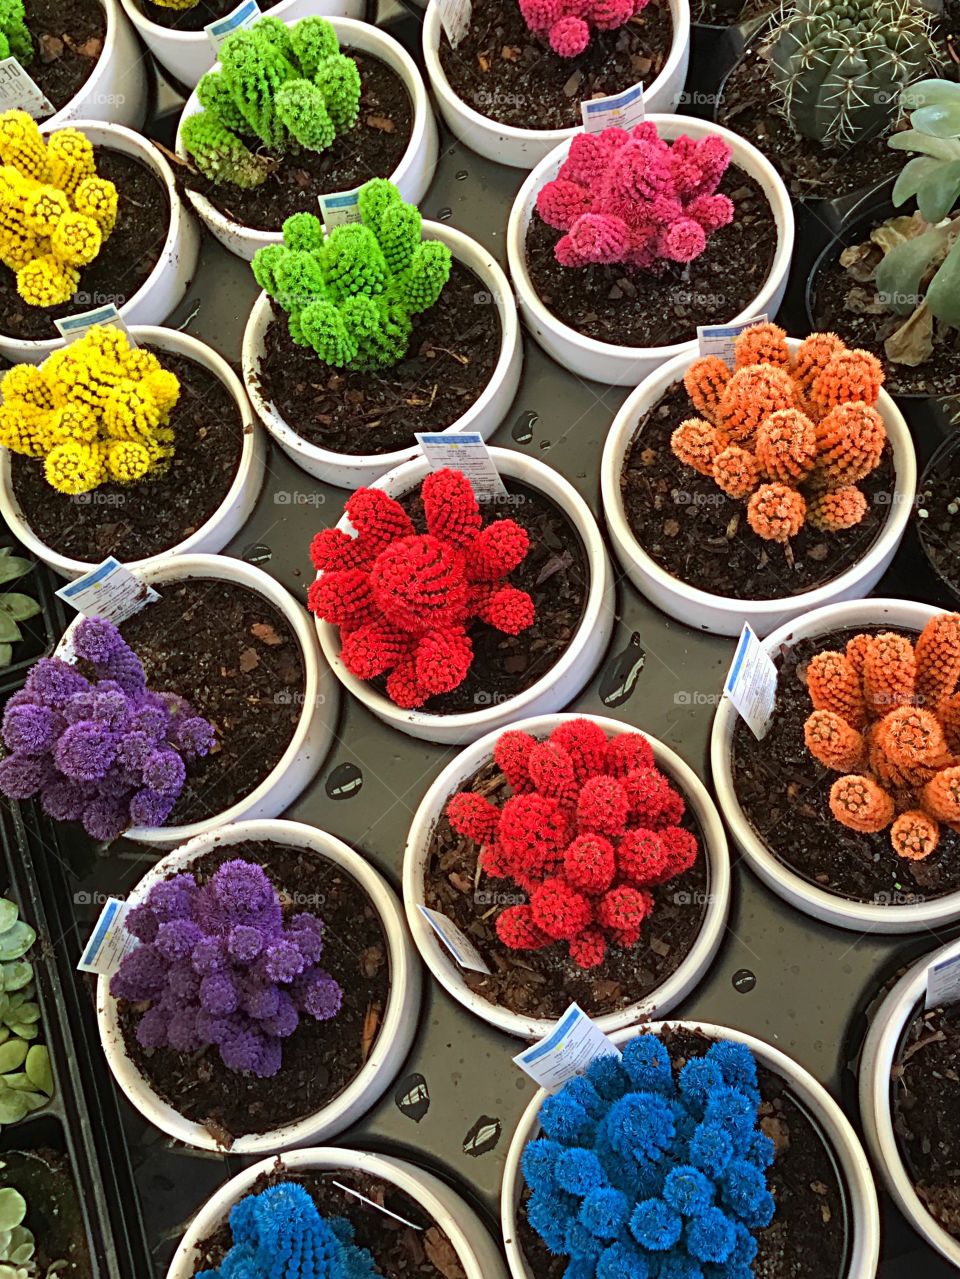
[119,0,366,92]
[422,0,691,169]
[860,937,960,1267]
[315,448,615,745]
[710,596,960,932]
[165,1146,508,1278]
[403,712,730,1040]
[56,553,338,847]
[45,0,148,131]
[0,326,266,579]
[600,338,916,637]
[502,1020,881,1279]
[242,221,523,488]
[98,819,422,1154]
[507,114,794,386]
[175,17,440,260]
[0,123,200,366]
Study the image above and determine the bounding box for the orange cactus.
[868,724,914,792]
[671,418,724,477]
[806,486,868,532]
[716,365,795,443]
[804,709,865,772]
[733,321,791,370]
[863,632,916,714]
[810,348,884,415]
[875,707,951,779]
[755,408,817,484]
[938,692,960,752]
[890,810,940,860]
[915,613,960,708]
[846,634,873,679]
[814,402,886,486]
[921,766,960,824]
[830,774,895,833]
[712,445,761,499]
[746,482,805,542]
[684,356,730,420]
[793,332,845,399]
[806,650,865,726]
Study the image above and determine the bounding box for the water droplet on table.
[512,410,538,443]
[732,968,757,994]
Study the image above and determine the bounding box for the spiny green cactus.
[0,900,53,1131]
[0,0,32,66]
[181,16,361,191]
[768,0,938,147]
[252,180,453,372]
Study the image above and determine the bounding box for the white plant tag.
[926,952,960,1009]
[55,303,134,346]
[77,898,139,976]
[415,431,508,500]
[319,189,362,229]
[332,1182,422,1230]
[417,905,491,974]
[0,58,53,118]
[206,0,261,51]
[697,314,769,367]
[723,623,777,741]
[581,81,645,134]
[436,0,472,46]
[515,1003,622,1091]
[56,557,159,625]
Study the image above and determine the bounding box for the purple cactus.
[0,620,216,841]
[110,859,343,1079]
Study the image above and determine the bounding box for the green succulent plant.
[0,550,39,670]
[0,0,32,67]
[0,901,52,1129]
[0,1184,36,1279]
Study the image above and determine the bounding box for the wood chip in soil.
[25,0,104,114]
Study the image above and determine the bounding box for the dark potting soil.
[182,53,413,232]
[438,0,672,131]
[191,1167,465,1279]
[892,1001,960,1238]
[918,439,960,602]
[9,349,245,563]
[515,1028,848,1279]
[423,759,709,1021]
[524,167,777,347]
[112,579,305,824]
[0,149,170,342]
[24,0,105,115]
[0,1149,92,1279]
[141,0,248,32]
[693,0,775,25]
[368,481,591,715]
[619,380,896,601]
[257,261,502,455]
[117,840,390,1145]
[809,243,960,398]
[731,625,960,902]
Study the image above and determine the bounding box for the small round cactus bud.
[811,348,884,414]
[712,446,761,499]
[890,810,940,861]
[755,408,817,484]
[814,402,886,486]
[921,766,960,824]
[806,486,868,532]
[684,356,731,420]
[829,774,895,833]
[671,417,724,476]
[717,365,795,443]
[746,483,806,542]
[733,321,791,370]
[804,710,865,772]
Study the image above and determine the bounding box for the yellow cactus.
[0,112,49,181]
[0,325,180,495]
[45,129,95,197]
[75,177,118,236]
[16,254,80,307]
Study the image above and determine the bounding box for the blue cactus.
[521,1036,776,1279]
[197,1183,383,1279]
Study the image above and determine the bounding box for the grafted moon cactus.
[517,0,650,57]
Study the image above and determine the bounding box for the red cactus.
[518,0,646,58]
[531,878,593,940]
[447,792,500,842]
[496,906,551,951]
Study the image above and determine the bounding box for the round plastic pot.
[46,0,148,131]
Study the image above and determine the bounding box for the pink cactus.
[536,123,735,273]
[518,0,647,57]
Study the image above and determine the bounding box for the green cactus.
[0,900,53,1131]
[251,180,453,372]
[182,16,362,191]
[0,0,33,67]
[768,0,938,147]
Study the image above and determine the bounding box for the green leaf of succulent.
[903,77,960,110]
[6,1024,37,1041]
[0,644,11,669]
[24,1045,51,1097]
[0,1039,28,1073]
[9,1224,35,1263]
[0,1189,25,1232]
[889,128,960,160]
[0,558,32,585]
[0,922,35,962]
[0,963,32,994]
[925,233,960,324]
[0,594,39,622]
[0,615,20,644]
[0,902,17,935]
[20,1089,46,1113]
[875,223,952,313]
[893,155,942,205]
[0,1090,28,1124]
[911,100,960,137]
[8,1002,38,1025]
[917,158,960,221]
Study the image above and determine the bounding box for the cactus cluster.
[522,1034,775,1278]
[0,898,53,1132]
[252,179,452,372]
[803,614,960,859]
[0,111,119,308]
[670,323,888,542]
[768,0,937,147]
[0,326,181,495]
[181,17,362,190]
[308,468,534,709]
[517,0,651,58]
[0,0,32,65]
[446,719,698,969]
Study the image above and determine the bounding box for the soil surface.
[893,1001,960,1239]
[731,625,960,902]
[517,1027,848,1279]
[191,1166,466,1279]
[25,0,105,115]
[366,481,591,715]
[113,578,305,824]
[0,149,170,341]
[141,0,249,31]
[10,348,245,563]
[257,261,502,455]
[423,757,709,1020]
[182,52,412,232]
[117,839,389,1144]
[619,379,896,601]
[918,437,960,603]
[438,0,672,131]
[693,0,775,24]
[524,166,777,347]
[0,1148,92,1279]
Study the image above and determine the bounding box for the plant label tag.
[515,1003,622,1092]
[415,431,508,500]
[926,952,960,1009]
[319,189,362,229]
[417,905,491,974]
[332,1181,423,1230]
[55,303,135,346]
[206,0,261,50]
[697,314,769,367]
[724,623,777,740]
[56,557,159,625]
[436,0,472,47]
[581,81,645,134]
[0,58,54,118]
[77,898,139,976]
